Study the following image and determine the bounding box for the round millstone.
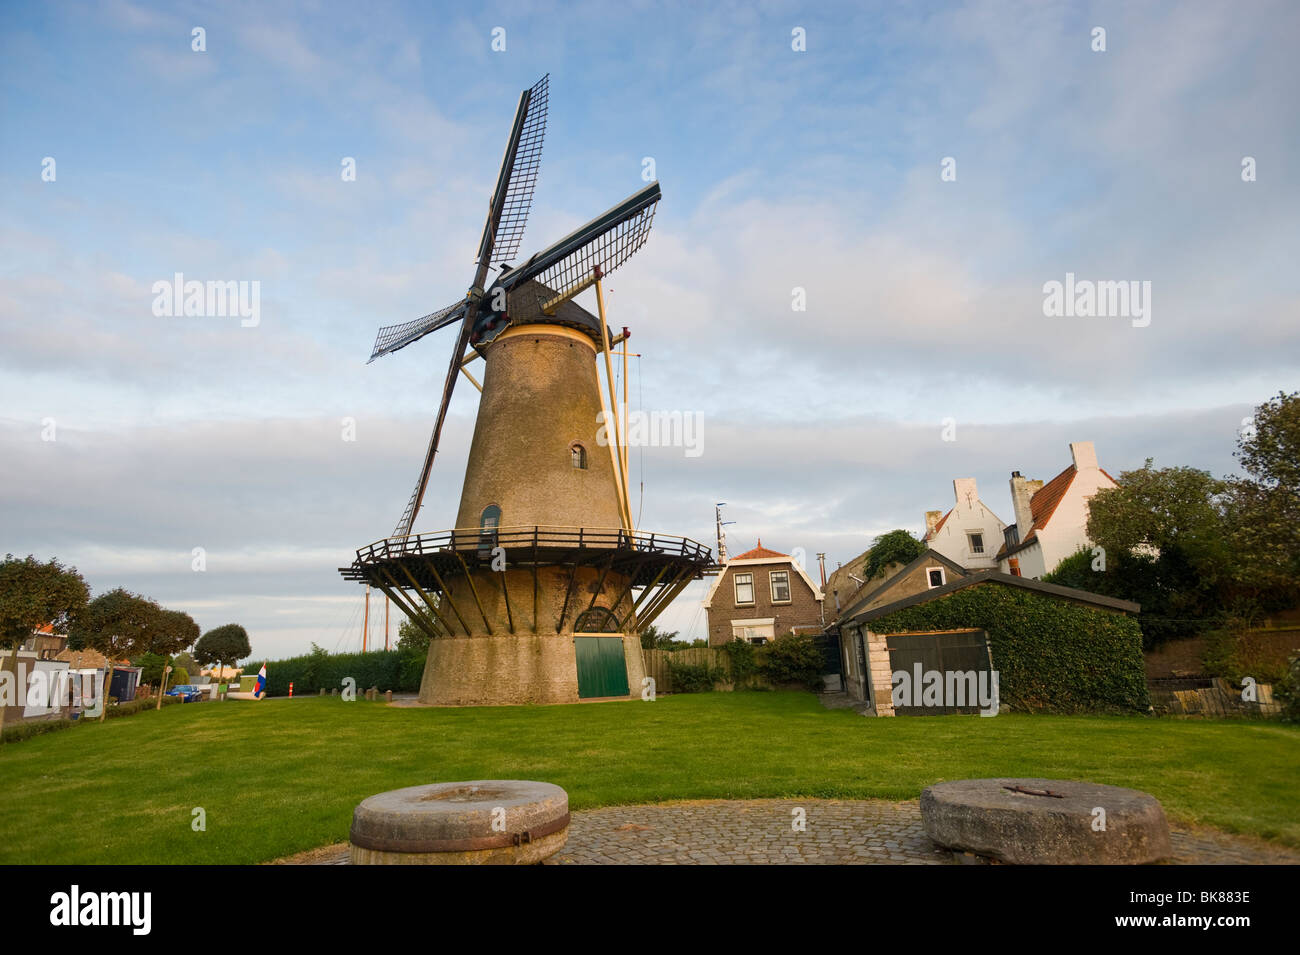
[349,780,569,865]
[920,778,1172,865]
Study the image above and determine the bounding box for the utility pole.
[715,503,736,563]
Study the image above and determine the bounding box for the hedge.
[241,648,423,697]
[867,583,1149,713]
[2,694,181,744]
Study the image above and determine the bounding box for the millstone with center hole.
[349,780,569,865]
[920,778,1172,865]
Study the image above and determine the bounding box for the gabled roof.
[702,541,824,608]
[729,539,787,561]
[838,569,1140,627]
[836,548,970,621]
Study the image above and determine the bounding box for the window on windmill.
[734,572,754,605]
[967,532,984,555]
[926,567,946,588]
[769,570,791,603]
[479,505,501,556]
[570,443,588,469]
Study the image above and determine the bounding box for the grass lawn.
[1,691,1297,864]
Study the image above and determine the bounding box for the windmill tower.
[340,76,711,705]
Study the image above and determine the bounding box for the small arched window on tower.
[570,442,588,470]
[479,504,501,558]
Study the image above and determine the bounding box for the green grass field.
[1,692,1297,864]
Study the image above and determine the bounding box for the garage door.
[886,629,992,715]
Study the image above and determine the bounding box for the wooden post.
[594,273,632,530]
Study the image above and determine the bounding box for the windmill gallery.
[339,76,712,705]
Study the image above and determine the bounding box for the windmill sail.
[389,75,551,538]
[368,299,467,363]
[495,181,660,325]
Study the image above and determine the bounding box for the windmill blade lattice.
[501,182,660,324]
[483,74,548,265]
[369,299,467,363]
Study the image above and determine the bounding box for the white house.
[922,478,1008,571]
[996,441,1117,579]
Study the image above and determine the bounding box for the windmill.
[340,76,712,705]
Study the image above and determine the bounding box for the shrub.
[666,660,720,693]
[867,582,1148,713]
[758,633,825,690]
[171,666,189,686]
[2,718,73,744]
[1275,654,1300,723]
[721,639,759,687]
[244,648,418,696]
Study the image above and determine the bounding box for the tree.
[193,624,251,690]
[1227,391,1300,604]
[0,555,89,739]
[638,624,682,650]
[396,617,433,656]
[134,608,199,709]
[67,589,169,719]
[863,530,925,581]
[1084,462,1233,645]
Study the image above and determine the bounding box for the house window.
[769,570,791,603]
[570,443,587,469]
[733,572,754,605]
[926,567,946,588]
[967,532,984,555]
[1008,558,1022,577]
[731,621,774,644]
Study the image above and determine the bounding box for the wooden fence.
[642,648,731,694]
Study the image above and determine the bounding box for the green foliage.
[194,624,252,679]
[67,589,164,662]
[665,659,721,693]
[1275,654,1300,723]
[246,649,416,697]
[721,639,759,685]
[757,632,825,690]
[135,652,166,686]
[0,554,89,650]
[639,624,682,650]
[395,618,432,656]
[869,582,1149,713]
[1,718,73,743]
[863,530,925,582]
[171,666,189,686]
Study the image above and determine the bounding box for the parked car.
[166,684,205,703]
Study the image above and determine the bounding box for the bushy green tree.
[639,624,682,650]
[0,555,89,738]
[863,530,925,581]
[194,624,251,686]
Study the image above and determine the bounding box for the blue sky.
[2,0,1297,656]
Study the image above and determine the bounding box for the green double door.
[574,636,630,699]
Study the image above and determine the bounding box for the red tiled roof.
[1029,465,1076,532]
[924,509,953,541]
[730,539,788,561]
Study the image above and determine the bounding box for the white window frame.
[925,566,946,589]
[769,570,791,604]
[733,572,755,605]
[967,531,985,555]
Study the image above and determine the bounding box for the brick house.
[996,441,1118,579]
[703,541,825,646]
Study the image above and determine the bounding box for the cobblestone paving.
[288,798,1300,865]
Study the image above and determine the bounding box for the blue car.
[166,684,206,703]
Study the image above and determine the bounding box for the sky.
[1,0,1297,659]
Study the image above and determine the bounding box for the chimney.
[1009,472,1043,534]
[925,510,943,538]
[953,477,978,509]
[1069,441,1099,471]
